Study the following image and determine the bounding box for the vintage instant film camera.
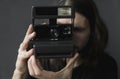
[31,6,75,58]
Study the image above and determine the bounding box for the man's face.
[57,12,90,52]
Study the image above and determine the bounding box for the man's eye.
[73,27,86,32]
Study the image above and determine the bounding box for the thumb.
[65,53,79,69]
[55,53,79,79]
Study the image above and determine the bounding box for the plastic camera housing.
[31,6,75,58]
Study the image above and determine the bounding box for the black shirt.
[27,53,118,79]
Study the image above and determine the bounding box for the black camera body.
[31,6,75,58]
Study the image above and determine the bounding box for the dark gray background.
[0,0,119,79]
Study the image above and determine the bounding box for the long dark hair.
[58,0,109,65]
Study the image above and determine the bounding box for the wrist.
[14,69,26,75]
[12,69,28,79]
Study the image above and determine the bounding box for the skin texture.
[12,12,90,79]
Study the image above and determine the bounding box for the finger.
[24,48,34,59]
[57,53,79,73]
[18,49,34,61]
[20,24,35,50]
[20,32,36,50]
[28,56,35,76]
[26,24,34,35]
[65,53,79,68]
[31,55,42,76]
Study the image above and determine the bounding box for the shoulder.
[94,52,118,79]
[97,52,117,69]
[72,52,118,79]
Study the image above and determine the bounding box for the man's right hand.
[12,24,36,79]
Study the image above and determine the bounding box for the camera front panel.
[31,6,75,58]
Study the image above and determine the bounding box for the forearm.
[12,69,27,79]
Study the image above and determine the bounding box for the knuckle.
[19,43,23,47]
[17,52,28,60]
[18,48,24,54]
[18,54,24,59]
[18,50,22,56]
[18,49,21,54]
[18,44,23,52]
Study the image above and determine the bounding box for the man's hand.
[12,24,36,79]
[28,53,79,79]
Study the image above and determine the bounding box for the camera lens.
[50,28,59,40]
